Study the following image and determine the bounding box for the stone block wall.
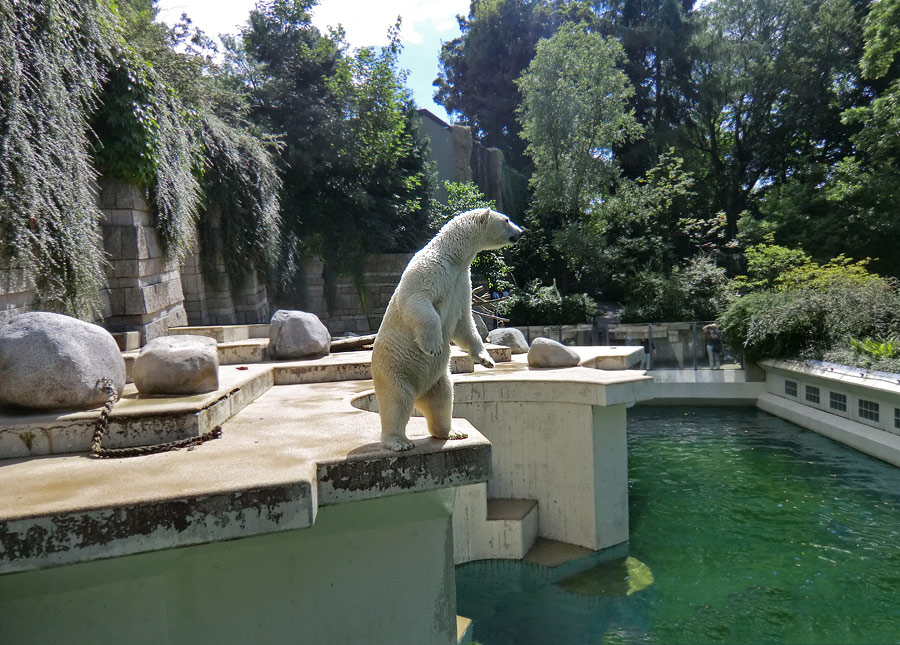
[98,180,187,343]
[179,208,269,326]
[0,262,34,325]
[300,254,411,335]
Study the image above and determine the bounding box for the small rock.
[487,327,530,354]
[0,311,126,410]
[133,335,219,395]
[528,337,581,368]
[268,310,331,359]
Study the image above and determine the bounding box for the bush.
[620,256,734,323]
[498,280,598,326]
[619,270,683,323]
[719,279,900,361]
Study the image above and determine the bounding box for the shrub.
[498,280,598,326]
[719,279,900,360]
[620,256,734,323]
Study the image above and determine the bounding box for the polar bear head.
[462,208,524,251]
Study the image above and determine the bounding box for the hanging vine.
[0,0,116,317]
[197,112,283,291]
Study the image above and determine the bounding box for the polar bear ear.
[477,208,491,223]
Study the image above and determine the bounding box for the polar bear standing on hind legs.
[372,208,523,451]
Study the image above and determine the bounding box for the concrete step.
[167,324,269,343]
[453,483,539,563]
[485,498,539,560]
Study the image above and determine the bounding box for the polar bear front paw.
[382,436,416,452]
[415,334,443,358]
[476,352,495,368]
[447,429,468,440]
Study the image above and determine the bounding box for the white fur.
[372,208,523,451]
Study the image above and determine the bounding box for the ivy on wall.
[0,0,116,317]
[0,0,284,318]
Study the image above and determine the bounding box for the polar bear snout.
[507,221,524,243]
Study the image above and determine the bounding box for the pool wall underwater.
[646,359,900,468]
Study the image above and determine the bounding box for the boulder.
[474,314,489,341]
[527,337,581,368]
[133,335,219,395]
[487,327,530,354]
[268,310,331,359]
[0,311,126,410]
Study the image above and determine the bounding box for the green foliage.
[720,262,900,361]
[849,336,900,361]
[434,0,580,171]
[620,255,734,323]
[735,237,813,292]
[517,22,642,222]
[237,4,433,308]
[197,112,283,290]
[554,151,695,299]
[497,279,598,326]
[0,0,116,317]
[735,237,878,294]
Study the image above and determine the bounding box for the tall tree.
[517,22,641,222]
[684,0,866,235]
[589,0,698,177]
[434,0,585,171]
[235,1,433,303]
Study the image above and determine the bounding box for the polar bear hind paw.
[382,436,416,452]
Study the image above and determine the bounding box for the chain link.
[90,378,222,459]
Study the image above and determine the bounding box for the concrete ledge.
[0,365,274,459]
[0,379,491,574]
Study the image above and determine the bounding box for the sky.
[156,0,470,122]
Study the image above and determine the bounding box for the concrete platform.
[0,378,491,575]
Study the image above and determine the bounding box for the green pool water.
[456,407,900,644]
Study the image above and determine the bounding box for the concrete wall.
[297,254,411,335]
[0,490,459,645]
[417,109,506,211]
[757,360,900,466]
[0,261,33,325]
[180,208,269,326]
[98,180,187,343]
[452,382,631,552]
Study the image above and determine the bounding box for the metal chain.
[90,377,222,459]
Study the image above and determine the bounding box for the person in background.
[703,323,723,369]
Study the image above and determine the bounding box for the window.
[784,380,797,397]
[805,385,820,404]
[859,399,880,423]
[894,408,900,430]
[830,392,847,412]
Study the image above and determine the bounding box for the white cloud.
[310,0,469,48]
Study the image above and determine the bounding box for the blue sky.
[156,0,470,122]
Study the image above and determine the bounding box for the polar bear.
[372,208,523,451]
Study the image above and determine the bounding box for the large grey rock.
[133,335,219,395]
[474,314,489,341]
[487,327,530,354]
[268,310,331,359]
[527,337,581,368]
[0,312,126,410]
